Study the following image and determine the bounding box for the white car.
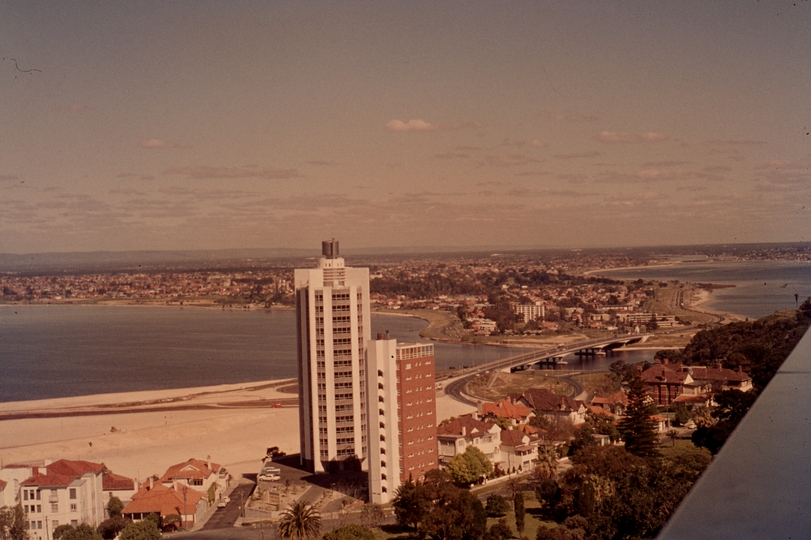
[217,497,230,508]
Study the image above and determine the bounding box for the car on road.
[258,465,281,481]
[216,497,230,508]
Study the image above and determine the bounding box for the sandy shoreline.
[0,378,475,482]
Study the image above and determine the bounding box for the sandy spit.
[0,379,473,482]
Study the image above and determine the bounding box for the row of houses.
[436,362,750,475]
[0,457,229,537]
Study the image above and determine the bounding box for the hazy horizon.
[2,2,810,254]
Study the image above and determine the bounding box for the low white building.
[19,460,105,539]
[436,416,502,467]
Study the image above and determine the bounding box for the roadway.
[442,335,648,406]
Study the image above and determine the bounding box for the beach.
[0,378,475,482]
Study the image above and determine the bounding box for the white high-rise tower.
[295,239,371,473]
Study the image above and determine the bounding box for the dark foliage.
[513,492,525,534]
[617,376,659,458]
[485,494,511,517]
[676,298,811,391]
[97,517,131,540]
[392,471,486,540]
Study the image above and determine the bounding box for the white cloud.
[595,131,668,143]
[385,119,440,132]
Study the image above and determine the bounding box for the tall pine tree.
[618,375,660,458]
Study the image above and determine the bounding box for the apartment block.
[295,239,371,473]
[367,336,438,503]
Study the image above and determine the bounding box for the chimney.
[461,426,466,437]
[663,358,669,365]
[207,455,212,471]
[149,477,153,490]
[133,479,138,491]
[377,332,387,340]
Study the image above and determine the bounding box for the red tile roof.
[436,417,498,439]
[515,388,581,413]
[103,471,135,491]
[687,366,751,383]
[46,459,105,477]
[160,458,221,483]
[591,391,628,407]
[481,399,533,421]
[641,364,689,385]
[500,429,531,448]
[21,473,78,488]
[123,482,205,517]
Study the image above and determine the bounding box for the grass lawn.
[485,490,559,540]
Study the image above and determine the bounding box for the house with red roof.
[18,459,105,540]
[477,399,535,426]
[102,470,137,507]
[641,361,750,406]
[122,479,206,530]
[499,429,539,472]
[641,363,708,406]
[590,391,628,416]
[510,388,587,425]
[436,416,502,467]
[160,457,229,500]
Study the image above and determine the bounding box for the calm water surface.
[3,260,806,402]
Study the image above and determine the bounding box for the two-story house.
[436,416,502,467]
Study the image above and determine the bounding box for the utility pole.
[183,485,188,530]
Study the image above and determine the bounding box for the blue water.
[2,260,806,402]
[0,307,514,402]
[596,261,811,319]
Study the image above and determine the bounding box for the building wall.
[21,473,104,540]
[367,339,438,504]
[295,243,371,473]
[396,344,438,483]
[366,338,402,504]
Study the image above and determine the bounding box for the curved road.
[443,337,638,405]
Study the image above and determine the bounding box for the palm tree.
[278,501,322,540]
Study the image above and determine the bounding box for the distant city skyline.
[2,1,809,254]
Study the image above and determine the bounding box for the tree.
[0,504,27,540]
[359,503,384,529]
[97,517,130,540]
[514,492,525,535]
[392,477,430,530]
[419,485,486,540]
[535,445,559,480]
[568,422,598,455]
[445,447,493,486]
[278,501,322,540]
[106,496,124,519]
[61,524,103,540]
[484,518,512,540]
[118,520,161,540]
[617,375,659,458]
[322,525,376,540]
[54,524,75,540]
[485,494,511,517]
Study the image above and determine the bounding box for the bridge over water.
[442,334,651,406]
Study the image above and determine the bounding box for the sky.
[1,1,809,254]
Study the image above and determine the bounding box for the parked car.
[217,497,230,508]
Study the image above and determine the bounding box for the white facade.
[21,471,105,539]
[514,302,544,323]
[366,338,401,503]
[296,240,371,473]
